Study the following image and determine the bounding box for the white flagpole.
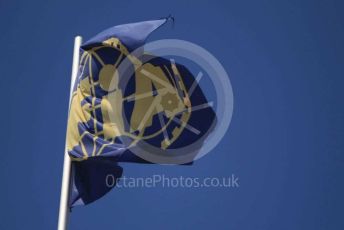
[58,36,83,230]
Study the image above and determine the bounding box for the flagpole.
[58,36,83,230]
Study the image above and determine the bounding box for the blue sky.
[1,0,344,229]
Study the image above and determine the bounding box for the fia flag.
[67,18,216,207]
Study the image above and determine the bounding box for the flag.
[67,17,216,207]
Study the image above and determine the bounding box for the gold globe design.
[68,38,195,158]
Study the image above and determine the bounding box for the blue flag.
[67,17,216,207]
